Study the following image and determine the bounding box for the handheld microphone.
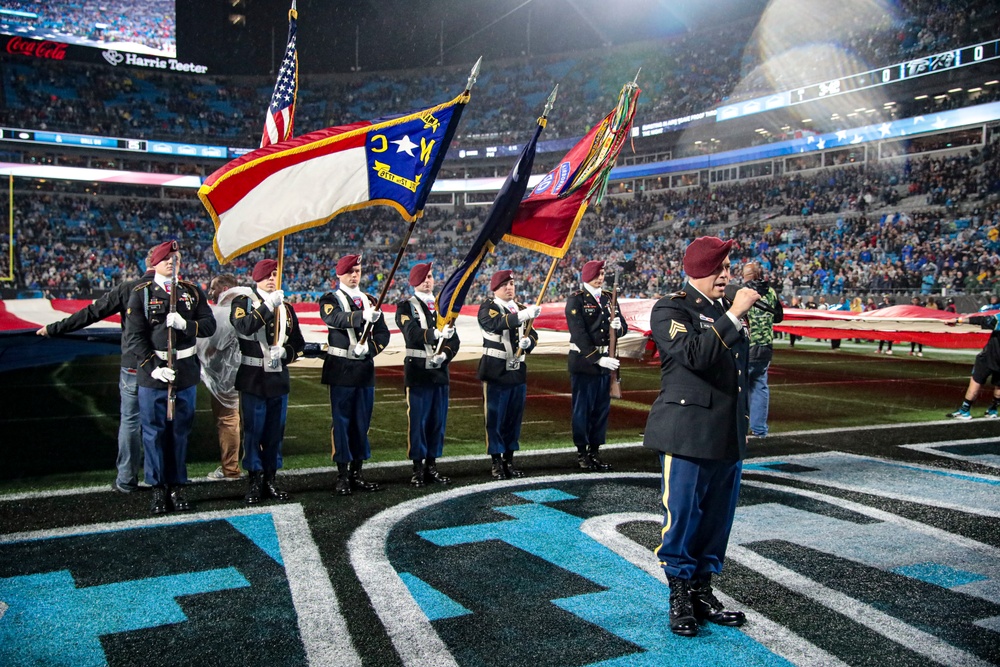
[724,283,776,315]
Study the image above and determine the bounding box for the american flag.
[260,2,298,148]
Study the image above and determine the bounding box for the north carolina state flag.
[200,92,467,264]
[503,82,640,258]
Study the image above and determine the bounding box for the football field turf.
[0,338,982,490]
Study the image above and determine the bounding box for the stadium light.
[914,94,928,100]
[986,80,999,85]
[948,88,963,93]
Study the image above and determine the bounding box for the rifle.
[166,241,180,421]
[608,272,622,399]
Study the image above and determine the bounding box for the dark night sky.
[182,0,769,75]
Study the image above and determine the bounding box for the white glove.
[151,366,176,383]
[441,325,456,339]
[353,343,369,358]
[430,328,441,340]
[268,345,286,361]
[265,290,284,309]
[597,356,620,371]
[517,305,542,323]
[362,309,382,323]
[518,336,532,350]
[166,312,187,330]
[610,317,622,331]
[430,353,447,365]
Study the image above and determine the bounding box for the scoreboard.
[717,38,1000,122]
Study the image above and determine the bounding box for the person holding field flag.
[435,88,556,480]
[435,85,557,327]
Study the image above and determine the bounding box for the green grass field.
[0,337,979,494]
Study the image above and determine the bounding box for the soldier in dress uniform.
[565,259,627,471]
[395,262,459,487]
[644,236,759,637]
[124,241,216,515]
[477,269,540,480]
[37,248,155,495]
[318,254,391,496]
[230,259,305,505]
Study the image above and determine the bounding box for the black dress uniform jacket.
[318,288,391,387]
[230,288,306,398]
[642,284,750,461]
[476,298,538,385]
[565,288,628,375]
[45,270,153,369]
[125,278,216,390]
[395,295,460,387]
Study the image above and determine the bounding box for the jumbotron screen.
[0,0,176,58]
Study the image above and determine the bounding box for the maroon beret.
[252,259,278,282]
[148,241,177,267]
[408,262,432,287]
[490,269,513,292]
[336,254,361,276]
[684,237,735,279]
[581,260,605,283]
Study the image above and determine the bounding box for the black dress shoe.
[334,476,352,496]
[150,487,169,515]
[577,453,595,470]
[690,576,745,627]
[667,576,699,637]
[490,455,505,480]
[350,475,380,492]
[245,471,263,505]
[262,471,290,501]
[424,458,451,484]
[348,460,380,492]
[588,449,612,471]
[502,452,524,478]
[169,486,192,512]
[410,461,426,488]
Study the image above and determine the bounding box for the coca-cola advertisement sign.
[5,36,67,61]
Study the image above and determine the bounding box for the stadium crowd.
[8,134,1000,309]
[0,0,996,152]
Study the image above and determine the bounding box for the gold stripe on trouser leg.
[405,387,412,459]
[330,427,337,459]
[660,454,673,541]
[482,382,489,454]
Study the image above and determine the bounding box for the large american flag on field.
[260,1,298,148]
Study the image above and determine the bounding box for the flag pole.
[357,57,482,348]
[510,84,561,357]
[513,256,559,359]
[266,0,297,340]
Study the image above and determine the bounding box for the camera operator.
[742,262,783,438]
